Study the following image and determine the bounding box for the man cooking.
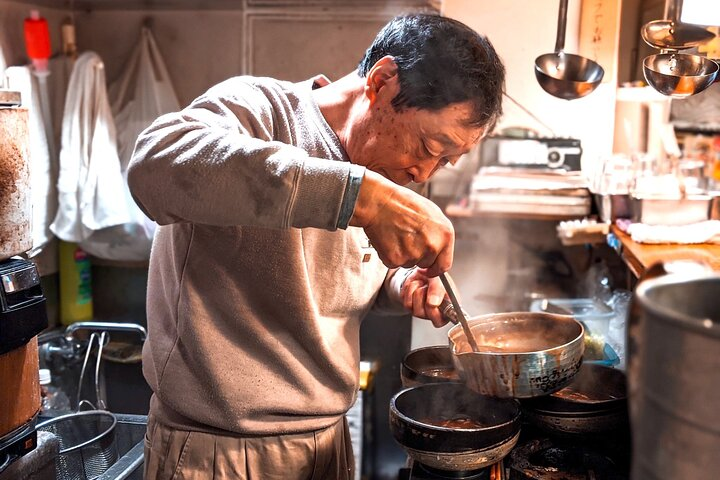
[128,13,505,480]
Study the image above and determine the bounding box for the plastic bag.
[110,27,179,170]
[80,28,179,261]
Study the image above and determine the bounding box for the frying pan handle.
[554,0,569,52]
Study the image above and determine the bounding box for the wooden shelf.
[610,225,720,278]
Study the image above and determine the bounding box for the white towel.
[628,220,720,244]
[50,51,132,243]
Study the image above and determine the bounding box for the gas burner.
[508,438,627,480]
[399,461,506,480]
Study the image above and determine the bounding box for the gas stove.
[399,460,505,480]
[507,426,630,480]
[398,426,630,480]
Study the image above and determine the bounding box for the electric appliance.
[480,136,582,171]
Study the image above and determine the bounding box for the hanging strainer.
[36,410,118,480]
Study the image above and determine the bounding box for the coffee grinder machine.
[0,90,49,471]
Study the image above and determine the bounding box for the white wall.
[442,0,619,172]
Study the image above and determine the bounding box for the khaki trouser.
[143,416,354,480]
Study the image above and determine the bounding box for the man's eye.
[422,143,435,157]
[439,157,450,166]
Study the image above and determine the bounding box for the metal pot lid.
[0,90,22,107]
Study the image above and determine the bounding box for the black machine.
[0,257,48,473]
[0,258,48,355]
[480,136,582,171]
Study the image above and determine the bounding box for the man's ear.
[365,55,399,105]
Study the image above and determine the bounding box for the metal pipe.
[65,322,147,342]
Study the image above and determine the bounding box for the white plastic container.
[631,194,712,226]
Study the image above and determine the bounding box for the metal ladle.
[641,19,716,51]
[643,53,719,98]
[534,0,605,100]
[641,0,719,98]
[641,0,716,51]
[439,273,479,353]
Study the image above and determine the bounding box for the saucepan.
[448,312,585,398]
[400,345,460,388]
[534,0,604,100]
[521,363,628,435]
[389,382,521,472]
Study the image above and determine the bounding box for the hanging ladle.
[535,0,605,100]
[641,0,719,98]
[643,53,718,98]
[641,20,716,51]
[641,0,716,51]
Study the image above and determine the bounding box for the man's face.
[345,63,486,185]
[348,101,484,185]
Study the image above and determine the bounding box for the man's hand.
[399,268,451,327]
[350,170,454,277]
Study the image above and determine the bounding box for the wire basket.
[36,410,118,480]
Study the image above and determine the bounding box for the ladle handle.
[439,273,480,353]
[554,0,568,52]
[664,0,681,23]
[439,298,472,325]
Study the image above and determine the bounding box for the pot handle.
[554,0,569,52]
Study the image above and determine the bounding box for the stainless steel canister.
[0,91,31,260]
[630,273,720,479]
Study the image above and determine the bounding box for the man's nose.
[413,159,440,183]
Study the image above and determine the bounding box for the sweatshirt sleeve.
[127,78,354,230]
[370,268,413,317]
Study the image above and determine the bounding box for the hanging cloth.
[69,26,181,261]
[50,51,132,246]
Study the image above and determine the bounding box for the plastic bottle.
[23,10,51,75]
[59,241,94,325]
[39,369,71,413]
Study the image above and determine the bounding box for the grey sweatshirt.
[128,76,403,436]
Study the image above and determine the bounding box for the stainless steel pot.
[0,92,32,260]
[448,312,584,398]
[400,346,460,388]
[630,272,720,479]
[521,363,628,436]
[389,383,521,472]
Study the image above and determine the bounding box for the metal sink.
[38,412,146,480]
